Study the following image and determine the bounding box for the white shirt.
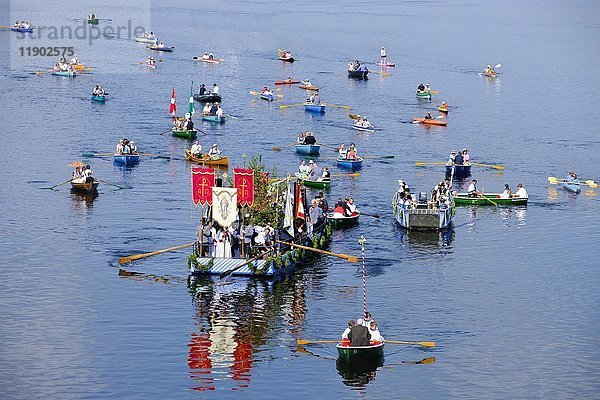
[369,328,384,342]
[500,189,510,199]
[468,183,477,193]
[514,187,528,198]
[203,105,211,114]
[208,147,221,157]
[216,108,223,117]
[342,327,351,339]
[190,143,202,154]
[380,48,386,57]
[212,85,219,94]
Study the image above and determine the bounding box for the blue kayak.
[11,27,34,33]
[295,144,320,155]
[261,93,274,101]
[91,95,106,102]
[304,103,326,113]
[562,181,581,193]
[113,153,140,165]
[336,157,363,170]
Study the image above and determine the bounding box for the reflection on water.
[69,189,98,209]
[393,224,455,249]
[336,357,384,388]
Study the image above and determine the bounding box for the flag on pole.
[169,86,176,120]
[188,82,195,116]
[283,180,294,237]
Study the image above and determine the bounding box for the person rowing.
[92,85,105,96]
[440,101,448,110]
[215,105,224,117]
[212,83,219,95]
[190,140,202,157]
[146,56,155,67]
[208,144,222,158]
[303,131,317,145]
[321,166,331,181]
[468,179,481,198]
[512,183,528,198]
[483,64,495,75]
[338,144,348,159]
[417,83,425,92]
[566,170,579,183]
[347,143,358,160]
[357,116,373,129]
[197,84,206,95]
[308,92,319,104]
[262,86,273,96]
[368,321,384,345]
[424,112,433,120]
[301,79,313,87]
[184,113,194,130]
[347,318,371,346]
[202,52,209,60]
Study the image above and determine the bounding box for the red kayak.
[413,118,447,126]
[275,80,300,85]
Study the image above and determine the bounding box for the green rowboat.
[453,193,528,206]
[337,343,384,364]
[87,18,99,25]
[416,90,431,99]
[172,128,198,139]
[301,178,331,190]
[326,213,359,228]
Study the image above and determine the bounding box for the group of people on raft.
[71,165,94,184]
[297,160,330,182]
[190,141,222,159]
[417,83,431,95]
[173,113,195,131]
[341,312,384,346]
[53,56,79,73]
[201,102,224,117]
[338,143,359,160]
[348,60,368,72]
[447,149,471,166]
[467,180,528,198]
[297,131,317,145]
[332,197,360,218]
[200,52,217,60]
[92,85,106,96]
[354,116,374,129]
[115,139,138,155]
[13,20,31,29]
[198,83,219,96]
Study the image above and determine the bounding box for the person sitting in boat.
[447,150,457,165]
[380,46,387,64]
[424,112,433,120]
[70,55,78,65]
[308,92,320,104]
[512,183,528,198]
[338,144,348,159]
[297,160,309,177]
[316,191,329,212]
[369,321,384,345]
[215,106,224,117]
[321,166,331,181]
[60,55,67,64]
[129,141,137,154]
[454,150,464,165]
[357,63,368,73]
[184,114,194,130]
[468,179,481,198]
[484,65,494,74]
[116,139,124,154]
[121,139,132,154]
[348,318,371,346]
[566,170,578,182]
[153,38,159,46]
[302,79,313,87]
[262,86,273,96]
[197,84,206,95]
[425,83,431,93]
[72,166,82,181]
[147,56,155,66]
[359,117,373,128]
[91,13,96,19]
[212,83,219,95]
[202,52,209,60]
[210,102,219,115]
[348,62,355,72]
[303,132,317,145]
[208,144,221,158]
[190,140,202,157]
[440,101,447,110]
[208,53,215,60]
[500,184,511,199]
[418,83,425,92]
[462,148,470,163]
[341,320,356,343]
[347,144,358,160]
[83,165,94,183]
[310,161,322,179]
[202,102,211,115]
[346,198,359,215]
[333,201,346,218]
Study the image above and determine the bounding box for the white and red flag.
[169,86,177,120]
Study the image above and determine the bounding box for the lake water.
[1,0,599,399]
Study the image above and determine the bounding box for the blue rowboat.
[11,27,34,33]
[352,123,375,133]
[304,103,326,113]
[295,144,320,155]
[91,95,106,102]
[416,90,431,99]
[336,157,363,170]
[348,70,369,79]
[261,93,274,101]
[148,45,174,52]
[445,164,471,178]
[562,181,581,193]
[52,70,76,77]
[201,115,226,123]
[113,153,140,165]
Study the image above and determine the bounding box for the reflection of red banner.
[191,167,215,206]
[234,168,254,206]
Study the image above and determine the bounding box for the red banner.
[295,182,305,219]
[234,168,254,206]
[191,167,215,206]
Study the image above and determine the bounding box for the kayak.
[201,115,226,123]
[413,118,447,126]
[562,181,581,193]
[11,27,34,33]
[71,63,86,71]
[261,93,274,101]
[148,45,174,52]
[86,18,99,25]
[135,36,156,44]
[336,157,363,170]
[352,123,376,133]
[275,80,300,85]
[327,213,359,228]
[416,91,431,99]
[185,150,229,166]
[438,106,448,113]
[91,95,106,102]
[483,71,497,77]
[304,103,326,113]
[52,70,76,77]
[337,342,384,364]
[172,128,197,139]
[377,62,395,67]
[295,144,321,155]
[453,193,528,206]
[193,57,222,63]
[193,93,221,103]
[299,85,319,91]
[113,153,140,165]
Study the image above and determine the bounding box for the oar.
[415,161,447,166]
[316,143,341,150]
[362,155,394,160]
[279,103,305,110]
[82,152,113,157]
[297,339,435,347]
[481,186,498,206]
[360,212,380,218]
[140,153,170,159]
[322,102,351,110]
[348,114,361,120]
[430,90,440,94]
[494,63,502,69]
[218,250,272,280]
[470,162,505,170]
[97,178,128,190]
[275,240,358,263]
[330,172,360,178]
[118,242,195,264]
[271,143,297,151]
[42,178,73,190]
[224,114,239,119]
[159,128,172,135]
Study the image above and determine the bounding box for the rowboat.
[91,95,106,102]
[86,18,99,25]
[327,213,359,228]
[300,178,331,190]
[377,62,395,67]
[337,343,384,364]
[438,106,448,113]
[416,91,431,99]
[135,36,156,44]
[393,189,454,230]
[71,179,99,193]
[275,80,300,85]
[11,27,34,33]
[352,123,375,133]
[279,56,294,62]
[71,63,86,71]
[172,128,197,139]
[261,93,274,101]
[453,193,528,206]
[201,115,226,123]
[295,144,320,155]
[413,118,447,126]
[52,70,76,77]
[445,164,471,178]
[348,70,369,79]
[299,85,319,91]
[562,181,581,193]
[148,45,174,52]
[113,153,140,165]
[336,157,363,170]
[193,57,222,63]
[304,103,326,113]
[193,93,221,103]
[185,149,229,166]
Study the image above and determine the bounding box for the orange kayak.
[299,85,319,91]
[72,63,86,71]
[413,118,447,126]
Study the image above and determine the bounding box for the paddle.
[42,178,73,190]
[224,114,239,119]
[322,102,351,110]
[415,161,505,171]
[275,240,358,263]
[481,186,498,206]
[279,103,305,109]
[470,162,505,170]
[360,212,380,218]
[330,172,360,178]
[348,114,360,120]
[218,250,272,280]
[296,339,435,347]
[118,242,195,264]
[97,178,128,190]
[430,90,439,94]
[271,143,297,151]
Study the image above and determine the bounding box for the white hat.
[212,143,217,147]
[356,318,364,325]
